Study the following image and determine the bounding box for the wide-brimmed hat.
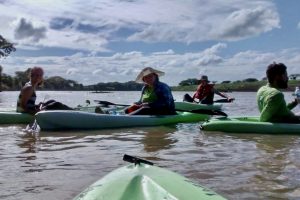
[135,67,165,83]
[200,75,209,82]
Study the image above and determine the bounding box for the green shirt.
[141,87,158,103]
[257,84,297,122]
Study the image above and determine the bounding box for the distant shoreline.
[1,80,299,92]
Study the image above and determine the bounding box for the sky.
[0,0,300,86]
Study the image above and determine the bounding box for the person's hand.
[141,102,150,108]
[37,102,45,110]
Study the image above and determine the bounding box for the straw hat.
[135,67,165,83]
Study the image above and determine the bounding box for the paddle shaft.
[95,100,228,116]
[94,100,130,107]
[175,108,227,117]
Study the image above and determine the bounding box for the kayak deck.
[74,163,226,200]
[201,116,300,134]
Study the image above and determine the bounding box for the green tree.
[0,35,16,91]
[243,78,258,82]
[179,78,199,86]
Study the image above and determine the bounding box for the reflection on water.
[0,91,300,200]
[141,126,177,153]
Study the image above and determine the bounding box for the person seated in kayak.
[16,66,73,115]
[257,62,300,123]
[183,75,234,104]
[125,67,176,115]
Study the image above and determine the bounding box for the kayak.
[0,106,96,125]
[201,116,300,134]
[0,111,34,124]
[35,110,210,130]
[73,156,227,200]
[175,102,222,111]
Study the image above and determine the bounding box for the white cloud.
[2,44,300,86]
[0,0,279,51]
[214,7,280,40]
[297,22,300,29]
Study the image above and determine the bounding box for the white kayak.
[175,102,222,111]
[35,110,210,130]
[0,111,34,124]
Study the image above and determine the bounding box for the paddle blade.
[123,154,154,165]
[94,100,129,107]
[176,108,228,117]
[214,98,235,103]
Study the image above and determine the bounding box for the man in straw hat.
[183,75,234,104]
[125,67,175,115]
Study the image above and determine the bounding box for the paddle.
[24,94,52,134]
[213,98,235,103]
[95,100,228,116]
[176,108,228,117]
[123,154,154,165]
[94,100,130,107]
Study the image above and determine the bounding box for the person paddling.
[16,66,73,115]
[183,75,234,104]
[257,62,300,123]
[125,67,175,115]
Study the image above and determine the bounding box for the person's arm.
[287,98,298,110]
[214,89,234,102]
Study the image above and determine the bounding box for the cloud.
[66,68,79,75]
[1,0,280,51]
[298,22,300,29]
[14,18,47,42]
[2,45,300,85]
[214,7,280,40]
[50,17,74,30]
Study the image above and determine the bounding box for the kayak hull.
[0,111,34,124]
[73,163,226,200]
[201,116,300,134]
[175,102,222,111]
[35,110,210,130]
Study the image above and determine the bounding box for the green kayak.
[201,116,300,134]
[0,111,34,124]
[74,155,227,200]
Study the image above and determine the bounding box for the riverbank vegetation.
[1,68,299,92]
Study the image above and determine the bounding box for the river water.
[0,91,300,200]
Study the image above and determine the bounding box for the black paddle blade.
[123,154,154,165]
[176,108,228,117]
[214,98,235,103]
[94,100,129,107]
